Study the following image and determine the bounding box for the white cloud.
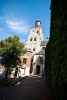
[6,20,29,33]
[0,17,29,33]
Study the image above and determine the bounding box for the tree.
[0,35,26,77]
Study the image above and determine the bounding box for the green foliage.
[0,35,26,69]
[45,0,67,100]
[0,78,18,86]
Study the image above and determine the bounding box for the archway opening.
[36,65,40,74]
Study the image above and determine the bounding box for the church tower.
[25,20,44,54]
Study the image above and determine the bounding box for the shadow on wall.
[29,56,33,73]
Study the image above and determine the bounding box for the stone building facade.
[25,20,48,76]
[25,20,44,54]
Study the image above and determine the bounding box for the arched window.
[34,37,36,41]
[33,48,35,51]
[30,37,32,41]
[37,30,39,34]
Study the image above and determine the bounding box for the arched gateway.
[30,54,44,76]
[36,56,43,75]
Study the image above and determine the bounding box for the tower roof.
[35,20,41,27]
[36,20,41,23]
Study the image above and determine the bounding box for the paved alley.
[0,76,55,100]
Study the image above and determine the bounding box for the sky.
[0,0,51,44]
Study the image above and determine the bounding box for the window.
[23,58,27,64]
[30,37,32,41]
[34,37,36,41]
[33,48,35,51]
[37,30,39,34]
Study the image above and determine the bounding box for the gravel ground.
[0,75,55,100]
